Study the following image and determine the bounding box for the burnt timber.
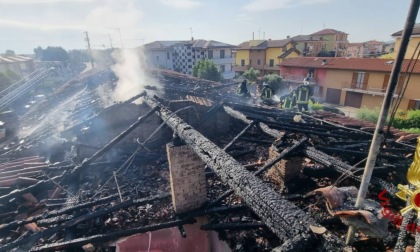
[0,68,416,251]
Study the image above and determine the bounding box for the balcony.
[342,82,398,97]
[233,65,250,72]
[281,74,317,84]
[211,57,234,65]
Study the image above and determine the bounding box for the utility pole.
[84,31,94,69]
[345,0,419,245]
[108,34,113,49]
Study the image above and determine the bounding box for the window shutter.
[397,74,405,93]
[382,74,390,91]
[408,99,415,110]
[363,73,369,88]
[351,72,357,87]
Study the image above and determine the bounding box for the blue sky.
[0,0,417,54]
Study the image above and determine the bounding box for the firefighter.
[261,82,273,101]
[281,94,294,110]
[295,81,314,112]
[236,79,250,97]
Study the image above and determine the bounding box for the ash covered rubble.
[0,67,417,252]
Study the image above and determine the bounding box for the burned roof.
[0,55,33,63]
[0,66,416,251]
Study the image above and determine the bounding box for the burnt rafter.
[0,105,160,205]
[0,193,171,251]
[143,95,344,250]
[30,217,197,252]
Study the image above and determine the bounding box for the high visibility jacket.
[282,95,294,109]
[261,86,273,100]
[295,85,313,104]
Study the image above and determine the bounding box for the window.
[220,65,225,72]
[186,45,191,49]
[241,59,245,66]
[167,52,170,60]
[269,59,274,67]
[249,59,252,65]
[352,72,368,89]
[313,86,323,95]
[257,59,261,65]
[208,50,213,59]
[408,99,420,110]
[220,50,225,59]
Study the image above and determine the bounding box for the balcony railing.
[281,74,317,84]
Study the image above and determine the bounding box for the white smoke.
[83,0,162,105]
[109,47,159,104]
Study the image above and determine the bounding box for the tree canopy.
[192,59,222,82]
[264,74,283,91]
[4,50,15,56]
[34,46,70,62]
[242,67,260,82]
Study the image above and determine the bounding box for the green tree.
[33,46,69,62]
[4,50,15,56]
[242,67,260,83]
[192,59,222,82]
[264,74,283,91]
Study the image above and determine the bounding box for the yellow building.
[310,29,348,57]
[392,23,420,59]
[280,57,420,111]
[233,39,300,75]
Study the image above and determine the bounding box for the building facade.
[291,35,326,57]
[142,39,236,80]
[310,29,349,57]
[0,55,35,77]
[233,39,300,76]
[392,24,420,59]
[280,57,420,111]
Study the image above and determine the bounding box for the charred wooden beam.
[0,107,159,205]
[302,147,397,194]
[223,121,256,151]
[201,221,265,231]
[30,217,196,252]
[317,146,407,161]
[238,137,273,145]
[0,193,171,251]
[188,204,248,217]
[143,96,344,250]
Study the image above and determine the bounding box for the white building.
[142,39,236,80]
[142,41,178,70]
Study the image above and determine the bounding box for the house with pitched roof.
[310,29,348,57]
[392,23,420,59]
[233,39,300,75]
[0,55,35,77]
[142,39,237,79]
[280,57,420,110]
[291,35,326,57]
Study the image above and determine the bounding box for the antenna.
[190,27,193,40]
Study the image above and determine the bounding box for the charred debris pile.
[0,68,417,251]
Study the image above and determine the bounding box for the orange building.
[280,57,420,110]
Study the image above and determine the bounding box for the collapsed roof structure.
[0,68,417,252]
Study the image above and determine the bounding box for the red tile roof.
[311,29,347,36]
[279,57,420,73]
